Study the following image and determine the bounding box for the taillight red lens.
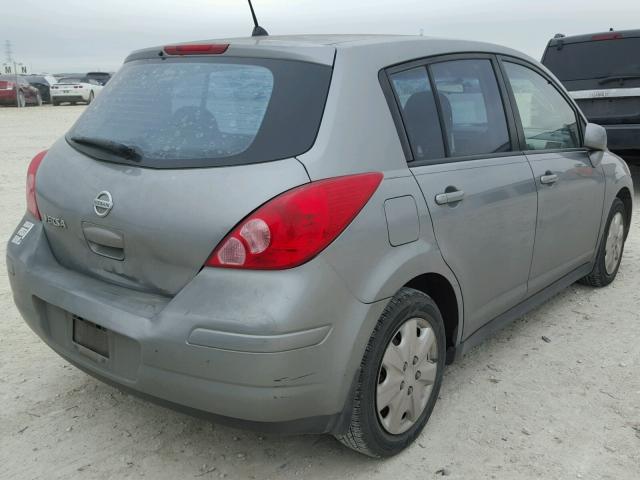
[591,33,623,41]
[206,172,383,270]
[26,150,47,220]
[164,44,229,55]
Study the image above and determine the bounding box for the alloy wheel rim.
[376,317,438,435]
[605,212,624,275]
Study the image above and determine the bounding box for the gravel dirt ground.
[1,105,639,480]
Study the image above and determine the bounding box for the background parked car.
[25,75,58,104]
[0,74,42,107]
[86,71,112,86]
[542,29,640,155]
[50,76,103,105]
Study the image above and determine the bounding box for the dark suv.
[542,30,640,155]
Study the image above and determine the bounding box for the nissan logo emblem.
[93,191,114,217]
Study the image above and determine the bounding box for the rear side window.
[430,59,511,157]
[68,58,333,168]
[503,62,580,150]
[390,67,445,161]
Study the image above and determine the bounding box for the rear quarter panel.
[320,172,464,345]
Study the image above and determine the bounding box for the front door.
[501,60,606,292]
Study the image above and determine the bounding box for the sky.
[2,0,640,73]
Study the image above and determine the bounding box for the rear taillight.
[206,172,383,270]
[26,151,47,220]
[163,44,229,55]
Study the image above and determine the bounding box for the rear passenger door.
[385,55,538,337]
[500,59,606,292]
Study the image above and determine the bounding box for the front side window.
[503,62,580,150]
[430,59,511,157]
[390,67,445,162]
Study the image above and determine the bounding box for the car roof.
[547,29,640,46]
[126,34,536,68]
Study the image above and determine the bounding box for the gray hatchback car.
[7,35,633,457]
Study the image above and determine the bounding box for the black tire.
[580,198,627,287]
[36,92,43,106]
[87,91,94,104]
[335,287,446,457]
[17,91,25,107]
[52,100,59,106]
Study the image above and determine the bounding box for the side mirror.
[584,123,607,151]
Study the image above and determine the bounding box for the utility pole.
[5,40,13,65]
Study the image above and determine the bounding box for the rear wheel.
[52,100,59,106]
[17,91,25,107]
[580,198,627,287]
[335,288,446,457]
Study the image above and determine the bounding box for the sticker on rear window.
[11,221,35,246]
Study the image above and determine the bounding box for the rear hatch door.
[36,142,309,296]
[35,50,333,296]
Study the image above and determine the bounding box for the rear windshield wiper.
[598,75,640,85]
[69,136,142,162]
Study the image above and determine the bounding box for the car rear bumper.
[605,124,640,151]
[0,90,17,104]
[52,94,88,102]
[6,216,385,433]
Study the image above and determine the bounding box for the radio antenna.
[247,0,269,37]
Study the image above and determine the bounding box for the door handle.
[540,172,558,185]
[435,189,465,205]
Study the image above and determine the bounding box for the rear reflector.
[206,172,383,270]
[591,33,623,41]
[27,150,47,220]
[163,44,229,55]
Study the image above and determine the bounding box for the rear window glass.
[68,57,333,168]
[542,37,640,82]
[59,77,85,83]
